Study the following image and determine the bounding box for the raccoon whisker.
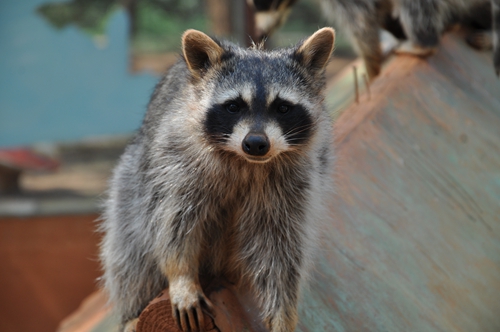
[285,140,307,145]
[209,131,231,137]
[283,135,310,142]
[285,127,314,137]
[282,120,318,136]
[283,124,316,138]
[286,143,307,149]
[209,133,231,141]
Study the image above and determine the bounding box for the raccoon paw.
[123,318,139,332]
[169,280,214,331]
[465,30,493,50]
[394,40,436,57]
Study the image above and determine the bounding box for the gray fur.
[99,29,335,332]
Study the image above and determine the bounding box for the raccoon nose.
[242,133,270,156]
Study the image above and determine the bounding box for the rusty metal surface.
[0,214,102,332]
[297,34,500,332]
[61,33,500,332]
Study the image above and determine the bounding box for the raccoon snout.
[242,133,270,156]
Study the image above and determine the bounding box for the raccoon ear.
[182,29,224,78]
[295,27,335,73]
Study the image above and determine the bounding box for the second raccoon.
[252,0,500,78]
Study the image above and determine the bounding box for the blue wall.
[0,0,159,147]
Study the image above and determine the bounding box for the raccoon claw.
[171,291,213,331]
[174,305,200,331]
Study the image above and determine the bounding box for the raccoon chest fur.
[197,160,313,282]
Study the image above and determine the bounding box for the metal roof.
[55,32,500,332]
[298,32,500,331]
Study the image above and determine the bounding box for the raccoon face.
[181,28,335,163]
[202,83,315,163]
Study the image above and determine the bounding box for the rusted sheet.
[0,148,58,171]
[297,34,500,332]
[0,148,59,193]
[0,214,102,332]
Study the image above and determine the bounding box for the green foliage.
[132,0,207,53]
[37,0,118,36]
[273,0,355,56]
[37,0,207,53]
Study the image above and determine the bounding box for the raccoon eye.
[226,103,240,113]
[277,104,290,114]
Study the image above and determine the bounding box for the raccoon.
[250,0,500,78]
[99,28,336,332]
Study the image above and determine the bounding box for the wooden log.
[136,280,265,332]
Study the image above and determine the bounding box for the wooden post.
[136,280,264,332]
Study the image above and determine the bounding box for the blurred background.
[0,1,355,331]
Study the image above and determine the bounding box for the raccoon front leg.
[164,260,213,332]
[397,0,441,55]
[156,216,214,331]
[257,258,302,332]
[244,232,303,332]
[493,0,500,75]
[343,7,384,79]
